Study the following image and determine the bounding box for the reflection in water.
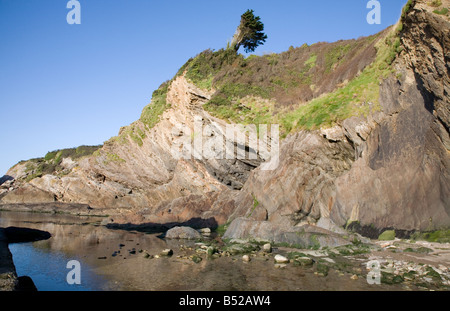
[1,211,119,291]
[8,243,106,291]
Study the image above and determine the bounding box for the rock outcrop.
[331,1,450,231]
[1,75,263,226]
[0,228,17,291]
[223,0,450,242]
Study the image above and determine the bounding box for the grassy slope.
[179,26,402,137]
[279,27,401,134]
[19,145,102,182]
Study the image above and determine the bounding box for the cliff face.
[1,0,449,242]
[223,0,450,243]
[332,0,450,232]
[1,75,261,226]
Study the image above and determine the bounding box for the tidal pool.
[0,210,403,291]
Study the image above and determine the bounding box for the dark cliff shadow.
[413,71,436,116]
[105,217,219,235]
[3,226,51,243]
[346,222,415,239]
[0,175,13,186]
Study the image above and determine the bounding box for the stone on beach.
[274,254,289,264]
[165,226,202,240]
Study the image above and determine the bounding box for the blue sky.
[0,0,407,176]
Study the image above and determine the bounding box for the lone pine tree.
[230,9,267,53]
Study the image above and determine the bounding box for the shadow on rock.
[4,227,51,243]
[0,175,13,186]
[105,217,218,235]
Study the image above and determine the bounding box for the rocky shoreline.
[152,226,450,291]
[1,211,449,291]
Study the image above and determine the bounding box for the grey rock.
[142,252,153,259]
[263,243,272,253]
[242,255,251,262]
[274,254,289,264]
[295,257,314,266]
[165,226,202,240]
[224,218,351,248]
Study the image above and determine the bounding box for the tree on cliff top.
[230,9,267,53]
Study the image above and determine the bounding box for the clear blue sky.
[0,0,407,176]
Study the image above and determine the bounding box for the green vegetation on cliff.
[111,2,407,144]
[21,145,102,182]
[140,81,171,129]
[177,24,401,136]
[106,80,170,148]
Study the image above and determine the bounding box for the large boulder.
[223,218,351,248]
[165,226,202,240]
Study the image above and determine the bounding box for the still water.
[8,243,106,291]
[0,211,118,290]
[0,210,386,291]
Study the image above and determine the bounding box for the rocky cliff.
[0,75,262,227]
[1,0,449,244]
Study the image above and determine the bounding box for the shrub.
[433,8,448,15]
[21,145,102,182]
[378,230,396,241]
[401,0,414,19]
[410,229,450,243]
[140,81,171,129]
[184,49,240,89]
[105,153,126,164]
[324,44,352,73]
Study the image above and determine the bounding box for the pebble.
[242,255,251,262]
[274,254,289,264]
[350,274,358,280]
[142,252,153,259]
[274,264,287,269]
[321,257,335,264]
[160,249,174,257]
[263,243,272,253]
